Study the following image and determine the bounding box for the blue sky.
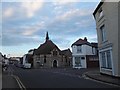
[1,0,100,57]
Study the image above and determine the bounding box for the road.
[5,64,119,88]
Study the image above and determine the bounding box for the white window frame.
[74,57,81,67]
[99,8,103,19]
[99,47,113,70]
[77,46,82,53]
[100,25,106,42]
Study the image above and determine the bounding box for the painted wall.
[72,45,96,56]
[94,1,119,77]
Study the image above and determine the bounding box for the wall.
[95,2,119,77]
[72,56,87,68]
[118,1,120,77]
[72,45,96,56]
[33,54,71,68]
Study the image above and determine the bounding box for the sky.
[1,0,100,57]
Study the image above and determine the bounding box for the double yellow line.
[11,75,26,90]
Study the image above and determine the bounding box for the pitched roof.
[34,40,61,55]
[71,38,92,47]
[61,48,72,57]
[91,43,98,48]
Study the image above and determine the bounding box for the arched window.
[44,55,46,63]
[53,50,57,56]
[65,56,67,63]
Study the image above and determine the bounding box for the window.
[44,55,46,63]
[101,52,106,68]
[100,50,112,69]
[65,56,67,63]
[106,50,112,68]
[92,47,94,54]
[75,57,81,67]
[77,46,82,53]
[53,50,57,56]
[100,25,106,42]
[99,9,103,18]
[61,56,63,62]
[81,57,85,59]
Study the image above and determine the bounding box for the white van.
[23,63,31,69]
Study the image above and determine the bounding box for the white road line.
[11,75,26,90]
[13,75,22,89]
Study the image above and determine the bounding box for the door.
[53,60,57,68]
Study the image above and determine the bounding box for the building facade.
[71,37,99,69]
[33,32,72,68]
[93,0,120,77]
[0,52,4,63]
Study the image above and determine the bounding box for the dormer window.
[99,8,103,18]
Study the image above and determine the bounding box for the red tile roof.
[71,38,92,47]
[71,38,98,47]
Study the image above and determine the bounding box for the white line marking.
[12,75,22,89]
[11,75,26,90]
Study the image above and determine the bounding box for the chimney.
[84,37,87,41]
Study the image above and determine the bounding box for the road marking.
[11,75,26,90]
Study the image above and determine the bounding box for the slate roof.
[34,40,61,55]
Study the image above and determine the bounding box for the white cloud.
[53,0,80,5]
[3,8,14,18]
[20,1,44,18]
[21,21,45,36]
[55,8,92,21]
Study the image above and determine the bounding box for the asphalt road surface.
[5,64,119,88]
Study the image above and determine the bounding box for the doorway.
[53,60,57,68]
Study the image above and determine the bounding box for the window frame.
[44,55,46,63]
[53,50,58,56]
[100,25,106,42]
[77,45,82,53]
[99,8,103,19]
[100,49,112,69]
[74,57,81,67]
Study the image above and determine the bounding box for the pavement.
[83,69,120,87]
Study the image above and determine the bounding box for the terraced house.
[33,32,72,68]
[93,0,120,77]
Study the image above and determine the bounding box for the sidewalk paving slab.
[84,70,120,86]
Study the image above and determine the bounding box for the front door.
[53,60,57,68]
